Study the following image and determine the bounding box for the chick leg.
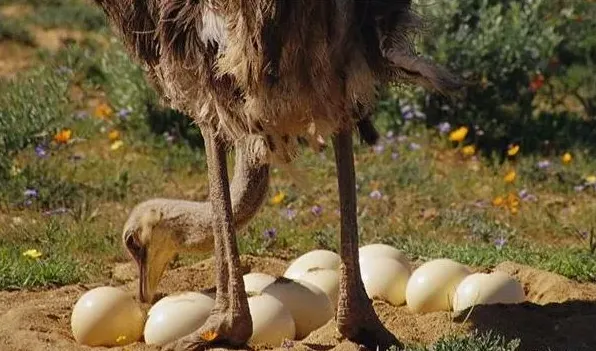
[164,126,252,350]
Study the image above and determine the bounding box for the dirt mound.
[0,258,595,351]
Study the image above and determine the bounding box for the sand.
[1,256,595,351]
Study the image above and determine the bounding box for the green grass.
[0,14,35,45]
[403,331,520,351]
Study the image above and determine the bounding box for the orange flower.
[529,73,545,92]
[492,196,505,207]
[504,170,516,183]
[108,130,120,141]
[54,128,72,144]
[94,103,113,119]
[270,191,286,205]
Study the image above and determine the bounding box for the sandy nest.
[1,256,595,351]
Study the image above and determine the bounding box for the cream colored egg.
[296,268,340,309]
[283,250,340,280]
[360,257,410,306]
[248,293,296,346]
[359,244,412,273]
[144,292,215,346]
[244,272,276,293]
[71,286,145,347]
[262,278,334,339]
[405,259,471,313]
[452,272,525,312]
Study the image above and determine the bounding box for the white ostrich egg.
[243,272,276,293]
[283,250,340,280]
[143,292,215,346]
[360,257,410,306]
[248,293,295,346]
[359,243,412,273]
[71,286,145,347]
[405,258,471,313]
[262,278,334,339]
[296,268,340,309]
[452,272,525,312]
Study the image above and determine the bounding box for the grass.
[403,331,520,351]
[0,0,595,347]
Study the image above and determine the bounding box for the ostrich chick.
[123,137,269,304]
[95,1,461,350]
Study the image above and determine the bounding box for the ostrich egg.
[359,243,412,273]
[71,286,145,346]
[248,293,296,346]
[283,250,340,280]
[452,271,525,312]
[243,272,276,293]
[360,257,410,306]
[296,268,340,309]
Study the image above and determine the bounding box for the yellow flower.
[10,163,22,176]
[461,145,476,156]
[507,193,520,208]
[492,196,505,206]
[507,144,520,156]
[200,331,218,341]
[115,335,127,344]
[108,130,120,141]
[449,126,469,142]
[562,152,572,164]
[54,129,72,144]
[504,170,516,183]
[270,191,286,205]
[110,140,124,151]
[509,206,519,215]
[94,103,113,119]
[585,175,596,184]
[22,249,42,259]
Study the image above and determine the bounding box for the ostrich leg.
[165,126,252,350]
[333,127,401,351]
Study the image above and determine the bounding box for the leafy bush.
[406,0,595,156]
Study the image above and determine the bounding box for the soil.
[0,257,595,351]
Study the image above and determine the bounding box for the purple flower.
[537,160,551,169]
[414,110,426,120]
[117,108,132,119]
[519,189,537,202]
[401,105,414,120]
[574,185,585,192]
[386,131,395,139]
[391,152,400,160]
[397,135,408,143]
[438,122,451,134]
[409,142,421,151]
[164,132,175,143]
[372,143,385,154]
[263,228,277,240]
[74,111,89,120]
[24,199,33,207]
[282,208,297,220]
[23,189,38,198]
[311,205,323,216]
[35,145,47,158]
[494,236,507,250]
[369,190,382,200]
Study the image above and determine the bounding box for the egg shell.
[452,272,525,312]
[359,244,412,273]
[262,278,334,339]
[405,259,471,313]
[296,268,340,309]
[244,272,276,294]
[71,286,145,347]
[360,257,410,306]
[144,292,215,346]
[248,293,296,346]
[283,250,340,280]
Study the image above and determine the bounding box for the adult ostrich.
[95,1,460,350]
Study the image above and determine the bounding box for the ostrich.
[95,1,461,350]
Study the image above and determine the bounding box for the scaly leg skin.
[333,127,403,351]
[163,127,252,351]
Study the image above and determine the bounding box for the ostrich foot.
[336,293,402,351]
[162,309,252,351]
